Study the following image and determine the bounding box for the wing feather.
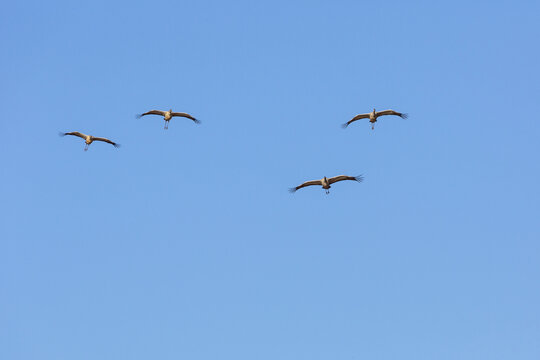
[61,131,87,140]
[342,113,370,128]
[289,180,322,193]
[327,175,364,184]
[376,110,408,119]
[171,112,200,124]
[137,110,166,118]
[93,137,120,148]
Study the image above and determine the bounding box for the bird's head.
[373,108,376,113]
[169,109,173,113]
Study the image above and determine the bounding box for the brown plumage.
[343,108,407,129]
[137,109,200,129]
[60,131,120,151]
[290,175,364,194]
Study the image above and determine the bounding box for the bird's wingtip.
[288,187,297,193]
[341,122,349,129]
[355,175,364,183]
[135,114,143,119]
[193,118,201,124]
[401,113,408,119]
[58,131,67,137]
[113,143,121,148]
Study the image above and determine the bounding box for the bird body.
[138,108,199,129]
[343,108,407,129]
[369,109,377,123]
[60,132,119,151]
[321,176,330,190]
[163,110,173,121]
[290,175,363,194]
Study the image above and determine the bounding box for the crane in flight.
[290,175,364,194]
[343,109,407,129]
[60,132,120,151]
[137,109,200,129]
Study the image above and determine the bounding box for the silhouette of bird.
[343,109,407,130]
[290,175,363,194]
[60,132,120,151]
[137,109,200,129]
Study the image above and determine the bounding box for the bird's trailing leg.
[164,120,168,130]
[84,144,89,151]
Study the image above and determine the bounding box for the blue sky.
[1,0,539,359]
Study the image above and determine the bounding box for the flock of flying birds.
[60,107,407,194]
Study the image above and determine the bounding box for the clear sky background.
[1,0,539,359]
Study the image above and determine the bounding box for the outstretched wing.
[289,180,322,193]
[171,112,200,124]
[137,110,166,118]
[327,175,364,184]
[61,131,87,139]
[376,110,408,119]
[93,137,120,148]
[342,113,370,128]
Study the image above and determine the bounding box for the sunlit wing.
[138,110,166,118]
[376,110,407,118]
[327,175,363,184]
[289,180,322,192]
[62,131,88,140]
[93,137,120,148]
[171,112,200,123]
[342,113,370,128]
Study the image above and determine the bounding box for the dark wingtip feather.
[341,122,349,129]
[193,118,201,124]
[58,131,67,137]
[113,143,121,148]
[288,187,298,193]
[400,113,408,119]
[354,175,364,183]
